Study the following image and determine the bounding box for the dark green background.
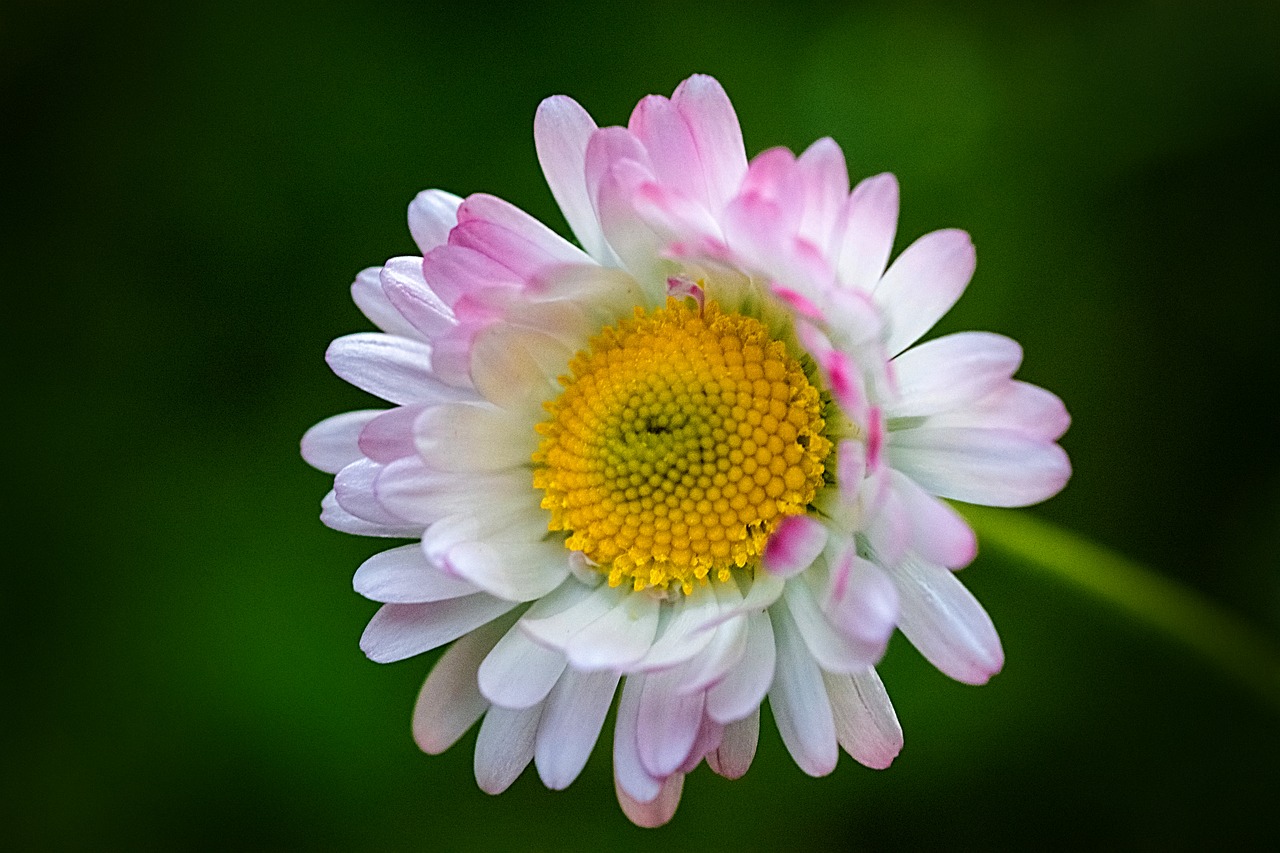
[6,0,1278,849]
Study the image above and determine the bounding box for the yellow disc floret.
[532,298,831,594]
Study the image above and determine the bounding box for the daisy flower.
[302,74,1070,827]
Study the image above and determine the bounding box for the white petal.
[301,409,381,474]
[875,229,975,356]
[478,622,568,709]
[454,193,593,274]
[615,771,683,829]
[889,332,1023,418]
[444,539,569,603]
[474,703,542,794]
[414,402,535,472]
[704,610,775,724]
[534,667,620,790]
[351,266,421,339]
[353,543,479,603]
[520,581,626,651]
[360,594,517,663]
[411,612,514,754]
[823,669,903,770]
[837,173,899,292]
[706,707,759,780]
[534,95,617,265]
[634,586,721,671]
[821,554,899,660]
[320,490,421,538]
[334,459,409,526]
[768,604,838,777]
[889,426,1072,507]
[326,333,460,406]
[408,189,463,255]
[469,324,570,412]
[565,592,660,671]
[678,713,725,774]
[892,554,1004,685]
[925,380,1071,442]
[378,459,533,527]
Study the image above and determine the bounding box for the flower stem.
[960,505,1280,712]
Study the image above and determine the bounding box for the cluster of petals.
[302,74,1070,826]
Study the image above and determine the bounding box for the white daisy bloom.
[302,74,1070,827]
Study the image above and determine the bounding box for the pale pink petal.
[325,333,461,406]
[706,708,759,780]
[629,94,709,209]
[319,490,421,538]
[837,173,899,292]
[822,553,899,657]
[768,604,839,776]
[474,703,541,794]
[421,243,522,308]
[637,665,705,778]
[892,555,1004,685]
[334,459,407,526]
[301,409,381,474]
[410,613,514,754]
[888,332,1023,418]
[453,193,592,277]
[478,623,567,709]
[534,667,620,789]
[678,714,725,774]
[360,594,517,664]
[353,543,479,603]
[615,771,683,829]
[380,258,454,338]
[762,515,829,578]
[407,189,463,255]
[671,74,748,210]
[534,95,616,264]
[875,229,975,356]
[889,426,1071,507]
[357,404,425,463]
[890,470,976,569]
[350,266,421,339]
[613,674,662,803]
[796,137,849,255]
[823,668,903,770]
[593,157,669,290]
[785,570,893,674]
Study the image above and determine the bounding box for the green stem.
[960,505,1280,712]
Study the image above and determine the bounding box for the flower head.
[302,74,1070,827]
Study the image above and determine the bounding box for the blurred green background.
[5,0,1279,849]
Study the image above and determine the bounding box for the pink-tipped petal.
[615,771,684,829]
[763,515,829,578]
[706,708,759,779]
[380,258,455,338]
[875,229,975,356]
[927,380,1071,442]
[325,333,460,407]
[796,137,849,254]
[637,665,705,778]
[890,470,977,569]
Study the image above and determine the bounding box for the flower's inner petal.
[533,298,832,594]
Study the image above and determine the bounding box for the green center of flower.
[532,298,830,594]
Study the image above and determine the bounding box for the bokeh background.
[6,0,1279,849]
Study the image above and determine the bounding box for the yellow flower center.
[533,298,831,594]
